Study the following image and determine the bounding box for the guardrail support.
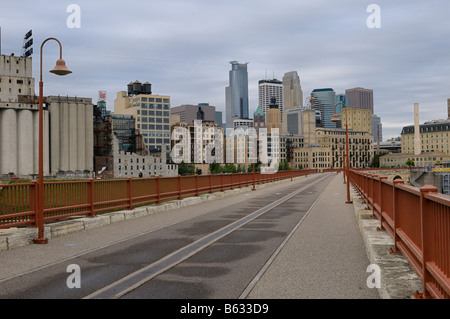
[127,177,132,209]
[389,179,404,254]
[87,178,94,217]
[415,185,438,299]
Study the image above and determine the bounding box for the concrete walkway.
[245,172,380,299]
[245,172,422,299]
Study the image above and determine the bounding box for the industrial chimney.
[414,103,421,156]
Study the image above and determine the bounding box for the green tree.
[278,160,291,171]
[405,159,415,168]
[371,152,388,168]
[209,163,223,174]
[178,161,195,176]
[223,163,237,173]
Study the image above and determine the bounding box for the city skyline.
[1,1,450,141]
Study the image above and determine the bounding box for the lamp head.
[331,113,340,123]
[50,59,72,76]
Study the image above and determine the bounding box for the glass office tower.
[311,88,337,129]
[226,61,249,128]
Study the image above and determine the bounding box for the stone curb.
[350,187,423,299]
[0,176,305,252]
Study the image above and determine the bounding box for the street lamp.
[33,38,72,244]
[331,102,352,204]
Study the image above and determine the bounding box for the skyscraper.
[311,88,337,129]
[345,87,374,114]
[226,61,249,128]
[282,71,303,110]
[372,114,382,146]
[258,79,283,119]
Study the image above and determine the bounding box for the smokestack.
[414,103,421,156]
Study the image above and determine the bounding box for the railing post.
[195,174,199,196]
[377,176,387,231]
[156,176,160,204]
[252,165,256,191]
[87,178,94,217]
[29,180,38,227]
[416,185,438,299]
[220,173,224,192]
[209,174,212,194]
[177,175,182,199]
[389,179,404,254]
[370,174,375,213]
[33,180,48,244]
[127,177,132,209]
[230,173,233,190]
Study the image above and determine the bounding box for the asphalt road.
[0,173,335,299]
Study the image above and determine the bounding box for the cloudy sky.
[1,0,450,140]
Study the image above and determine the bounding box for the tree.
[209,163,223,174]
[223,163,237,173]
[278,160,291,171]
[405,159,415,168]
[178,161,195,176]
[371,152,388,168]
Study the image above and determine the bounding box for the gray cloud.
[1,0,449,140]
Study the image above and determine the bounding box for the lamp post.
[331,102,352,204]
[33,38,72,244]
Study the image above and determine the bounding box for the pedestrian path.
[245,172,380,299]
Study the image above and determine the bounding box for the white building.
[48,96,94,178]
[258,79,283,120]
[0,53,44,177]
[0,52,94,178]
[0,53,36,109]
[112,136,177,178]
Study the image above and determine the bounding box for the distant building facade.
[294,128,373,170]
[226,61,249,128]
[0,50,94,179]
[258,79,283,120]
[47,95,94,178]
[311,88,337,129]
[282,71,303,110]
[265,97,282,133]
[340,107,372,135]
[380,151,450,168]
[282,107,316,146]
[114,81,171,159]
[401,119,450,154]
[345,87,374,114]
[0,53,36,109]
[253,105,265,134]
[171,103,216,125]
[372,114,382,145]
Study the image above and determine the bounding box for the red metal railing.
[349,169,450,299]
[0,169,316,230]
